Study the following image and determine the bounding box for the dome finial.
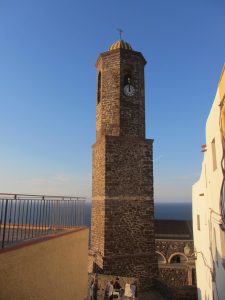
[116,28,123,40]
[109,29,133,51]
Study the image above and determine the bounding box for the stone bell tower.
[91,39,157,290]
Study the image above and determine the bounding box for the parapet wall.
[0,227,89,300]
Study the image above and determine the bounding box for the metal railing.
[0,193,86,249]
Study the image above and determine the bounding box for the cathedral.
[90,39,157,290]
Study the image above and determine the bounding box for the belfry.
[91,39,157,290]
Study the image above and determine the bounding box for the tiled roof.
[109,40,132,51]
[155,220,193,240]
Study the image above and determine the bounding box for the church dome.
[109,39,133,51]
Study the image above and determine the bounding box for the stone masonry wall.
[105,136,153,197]
[91,138,106,255]
[120,50,146,138]
[92,138,105,197]
[91,46,156,291]
[96,49,146,140]
[102,197,157,290]
[91,136,157,290]
[91,200,105,257]
[159,266,189,287]
[156,239,196,288]
[96,51,121,139]
[155,239,194,263]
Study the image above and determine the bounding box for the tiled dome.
[109,39,132,51]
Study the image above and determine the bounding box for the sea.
[85,202,192,227]
[0,200,192,228]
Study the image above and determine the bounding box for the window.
[170,254,187,264]
[171,255,181,263]
[197,214,200,231]
[211,138,217,171]
[97,71,101,103]
[124,74,132,86]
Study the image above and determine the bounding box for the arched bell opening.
[169,253,188,264]
[156,251,167,264]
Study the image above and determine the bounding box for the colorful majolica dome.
[109,39,133,51]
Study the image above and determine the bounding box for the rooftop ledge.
[0,226,88,254]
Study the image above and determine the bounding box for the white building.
[192,65,225,300]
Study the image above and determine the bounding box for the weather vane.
[117,28,123,40]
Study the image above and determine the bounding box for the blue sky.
[0,0,224,202]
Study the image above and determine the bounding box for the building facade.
[90,40,157,290]
[192,65,225,300]
[155,220,196,288]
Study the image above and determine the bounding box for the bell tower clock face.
[124,84,135,96]
[123,75,135,97]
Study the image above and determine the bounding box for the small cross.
[117,28,123,40]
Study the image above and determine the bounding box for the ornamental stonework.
[156,239,196,288]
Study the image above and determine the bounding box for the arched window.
[171,255,181,263]
[124,74,132,86]
[97,71,101,104]
[169,253,187,264]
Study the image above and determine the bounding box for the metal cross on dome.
[117,28,123,40]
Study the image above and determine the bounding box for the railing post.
[11,194,17,244]
[83,199,86,225]
[2,199,8,248]
[41,196,45,235]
